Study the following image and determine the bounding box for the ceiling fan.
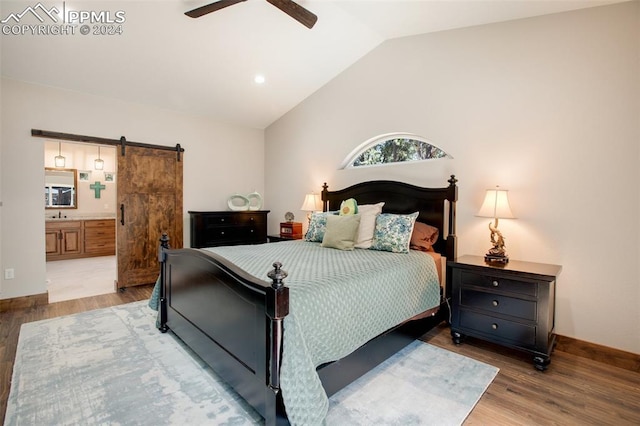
[185,0,318,29]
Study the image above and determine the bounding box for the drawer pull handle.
[492,280,499,287]
[492,300,499,307]
[492,323,498,330]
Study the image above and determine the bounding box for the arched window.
[340,133,451,169]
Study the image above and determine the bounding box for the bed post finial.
[448,175,458,187]
[160,232,170,249]
[321,182,329,212]
[268,262,288,289]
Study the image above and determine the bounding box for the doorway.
[44,141,118,303]
[38,129,185,302]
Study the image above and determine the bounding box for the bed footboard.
[158,234,289,425]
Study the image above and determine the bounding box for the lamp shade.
[300,193,323,212]
[477,187,515,219]
[54,142,66,168]
[94,146,104,170]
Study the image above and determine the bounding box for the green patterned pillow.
[304,211,337,242]
[370,212,419,253]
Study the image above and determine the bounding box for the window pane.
[353,138,448,167]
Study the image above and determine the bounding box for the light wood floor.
[1,287,639,425]
[46,256,116,303]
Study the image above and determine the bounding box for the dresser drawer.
[190,211,269,248]
[460,289,537,321]
[201,213,266,226]
[85,227,115,239]
[85,240,116,254]
[203,225,261,242]
[85,219,115,228]
[459,310,536,347]
[460,270,537,296]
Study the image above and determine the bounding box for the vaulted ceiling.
[1,0,625,129]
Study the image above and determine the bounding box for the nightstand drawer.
[460,310,536,347]
[460,271,537,296]
[460,289,536,321]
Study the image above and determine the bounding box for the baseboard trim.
[0,292,48,312]
[556,334,640,373]
[2,293,637,373]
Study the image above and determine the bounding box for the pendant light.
[94,146,104,170]
[54,142,66,168]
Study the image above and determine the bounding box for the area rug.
[5,301,498,425]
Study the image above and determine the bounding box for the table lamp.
[477,186,515,264]
[300,193,323,224]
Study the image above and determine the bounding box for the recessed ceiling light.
[254,74,266,85]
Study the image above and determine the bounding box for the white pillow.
[354,202,385,249]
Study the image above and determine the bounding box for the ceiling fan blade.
[266,0,317,29]
[185,0,247,18]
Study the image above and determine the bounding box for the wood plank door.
[116,145,183,290]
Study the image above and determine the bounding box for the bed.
[156,176,458,425]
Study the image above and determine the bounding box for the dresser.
[449,255,562,371]
[189,211,269,248]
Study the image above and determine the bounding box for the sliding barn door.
[116,145,183,290]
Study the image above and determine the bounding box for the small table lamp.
[477,186,515,264]
[300,193,323,224]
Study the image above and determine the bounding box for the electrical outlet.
[5,268,15,280]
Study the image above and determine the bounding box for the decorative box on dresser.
[448,255,562,371]
[189,211,269,248]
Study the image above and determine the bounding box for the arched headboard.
[321,175,458,260]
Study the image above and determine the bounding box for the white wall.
[265,3,640,353]
[0,78,265,300]
[44,141,117,218]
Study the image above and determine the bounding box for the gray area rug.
[5,301,498,425]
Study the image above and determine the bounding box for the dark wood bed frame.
[157,176,458,425]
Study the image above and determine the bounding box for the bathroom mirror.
[45,168,77,209]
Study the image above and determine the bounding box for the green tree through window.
[341,134,451,169]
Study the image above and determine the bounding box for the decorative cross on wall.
[90,181,106,198]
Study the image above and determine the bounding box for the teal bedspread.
[151,241,440,425]
[201,240,440,425]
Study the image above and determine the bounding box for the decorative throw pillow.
[339,198,358,216]
[321,214,361,250]
[304,211,337,242]
[370,212,419,253]
[410,221,440,252]
[354,202,385,249]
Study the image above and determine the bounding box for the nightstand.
[448,255,562,371]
